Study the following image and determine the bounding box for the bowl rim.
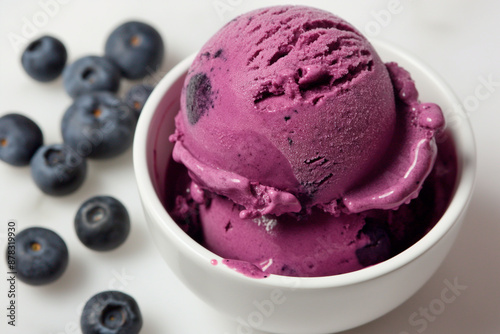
[133,39,476,290]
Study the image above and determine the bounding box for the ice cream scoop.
[170,5,444,218]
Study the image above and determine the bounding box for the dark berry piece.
[30,143,87,196]
[0,113,43,166]
[105,21,164,79]
[21,35,67,82]
[186,72,212,125]
[81,290,142,334]
[7,227,69,285]
[124,84,154,117]
[75,196,130,251]
[61,92,137,159]
[63,56,121,98]
[213,48,223,58]
[356,218,392,267]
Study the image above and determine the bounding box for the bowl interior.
[145,71,186,205]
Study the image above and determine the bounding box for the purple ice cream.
[166,5,457,277]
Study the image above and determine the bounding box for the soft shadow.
[36,254,88,296]
[95,216,152,263]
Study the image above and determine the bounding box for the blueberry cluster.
[9,196,131,286]
[2,20,161,334]
[1,21,160,196]
[7,195,139,332]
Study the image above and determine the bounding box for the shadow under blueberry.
[35,253,88,296]
[95,217,152,262]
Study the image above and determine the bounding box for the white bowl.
[133,40,476,334]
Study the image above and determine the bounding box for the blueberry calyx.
[75,196,130,251]
[124,84,154,117]
[80,290,142,334]
[61,92,137,159]
[8,227,69,285]
[30,143,87,196]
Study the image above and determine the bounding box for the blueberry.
[63,56,121,98]
[356,218,392,267]
[21,35,67,82]
[124,84,154,117]
[7,227,69,285]
[186,72,212,125]
[75,196,130,251]
[105,21,164,79]
[0,113,43,166]
[30,143,87,196]
[81,290,142,334]
[61,92,137,159]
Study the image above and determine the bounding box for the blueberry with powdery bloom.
[30,143,87,196]
[8,227,69,285]
[61,92,137,159]
[63,55,121,98]
[21,35,67,82]
[105,21,164,79]
[80,290,142,334]
[0,113,43,166]
[74,196,130,251]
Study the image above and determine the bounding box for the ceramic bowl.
[133,40,476,334]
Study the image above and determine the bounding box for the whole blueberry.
[356,218,393,267]
[7,227,69,285]
[75,196,130,251]
[81,290,142,334]
[30,143,87,196]
[0,113,43,166]
[124,84,154,117]
[63,56,121,98]
[61,92,137,159]
[105,21,164,79]
[21,35,67,82]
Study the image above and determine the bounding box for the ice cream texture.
[167,5,456,277]
[167,138,456,277]
[170,5,444,219]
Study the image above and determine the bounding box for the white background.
[0,0,499,333]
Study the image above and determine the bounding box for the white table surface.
[0,0,499,333]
